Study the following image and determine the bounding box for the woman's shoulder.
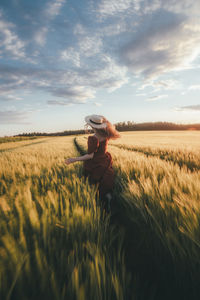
[88,135,108,144]
[94,134,108,142]
[88,135,99,145]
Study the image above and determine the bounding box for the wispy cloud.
[0,94,23,101]
[175,105,200,112]
[146,94,168,101]
[120,11,200,79]
[78,36,102,57]
[31,0,66,48]
[60,36,103,66]
[159,0,200,16]
[60,48,81,67]
[151,80,180,90]
[34,27,48,46]
[0,54,128,104]
[47,100,72,106]
[0,12,25,59]
[138,79,180,91]
[96,0,133,18]
[45,0,66,19]
[0,110,32,124]
[84,56,129,91]
[51,86,96,102]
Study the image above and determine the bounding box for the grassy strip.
[0,136,39,144]
[110,143,200,172]
[74,137,86,155]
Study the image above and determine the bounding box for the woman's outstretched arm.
[65,152,94,165]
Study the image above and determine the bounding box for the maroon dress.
[83,135,114,197]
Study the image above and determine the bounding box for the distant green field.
[1,132,200,300]
[0,136,38,144]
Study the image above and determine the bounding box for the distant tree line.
[15,129,88,137]
[14,121,200,137]
[115,121,200,131]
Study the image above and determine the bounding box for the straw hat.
[85,114,107,129]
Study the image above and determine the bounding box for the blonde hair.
[85,117,120,140]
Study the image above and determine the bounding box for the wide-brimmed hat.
[85,114,107,129]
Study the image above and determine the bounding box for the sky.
[0,0,200,136]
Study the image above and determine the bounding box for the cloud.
[60,35,102,67]
[134,0,200,17]
[175,105,200,111]
[34,27,48,46]
[73,24,86,36]
[0,94,23,101]
[78,36,102,57]
[47,100,72,106]
[152,80,180,90]
[120,10,200,79]
[0,72,26,100]
[60,48,81,67]
[29,0,66,49]
[161,0,200,16]
[97,21,128,36]
[146,94,168,101]
[138,79,180,91]
[83,55,129,91]
[51,86,96,102]
[45,0,66,18]
[0,12,26,59]
[0,51,128,105]
[96,0,132,18]
[0,110,32,124]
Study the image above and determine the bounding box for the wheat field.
[0,132,200,300]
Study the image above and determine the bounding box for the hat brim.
[85,115,107,129]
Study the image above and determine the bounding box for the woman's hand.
[65,153,94,165]
[65,157,77,165]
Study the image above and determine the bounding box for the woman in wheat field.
[65,115,120,211]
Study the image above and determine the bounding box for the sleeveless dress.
[83,135,114,197]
